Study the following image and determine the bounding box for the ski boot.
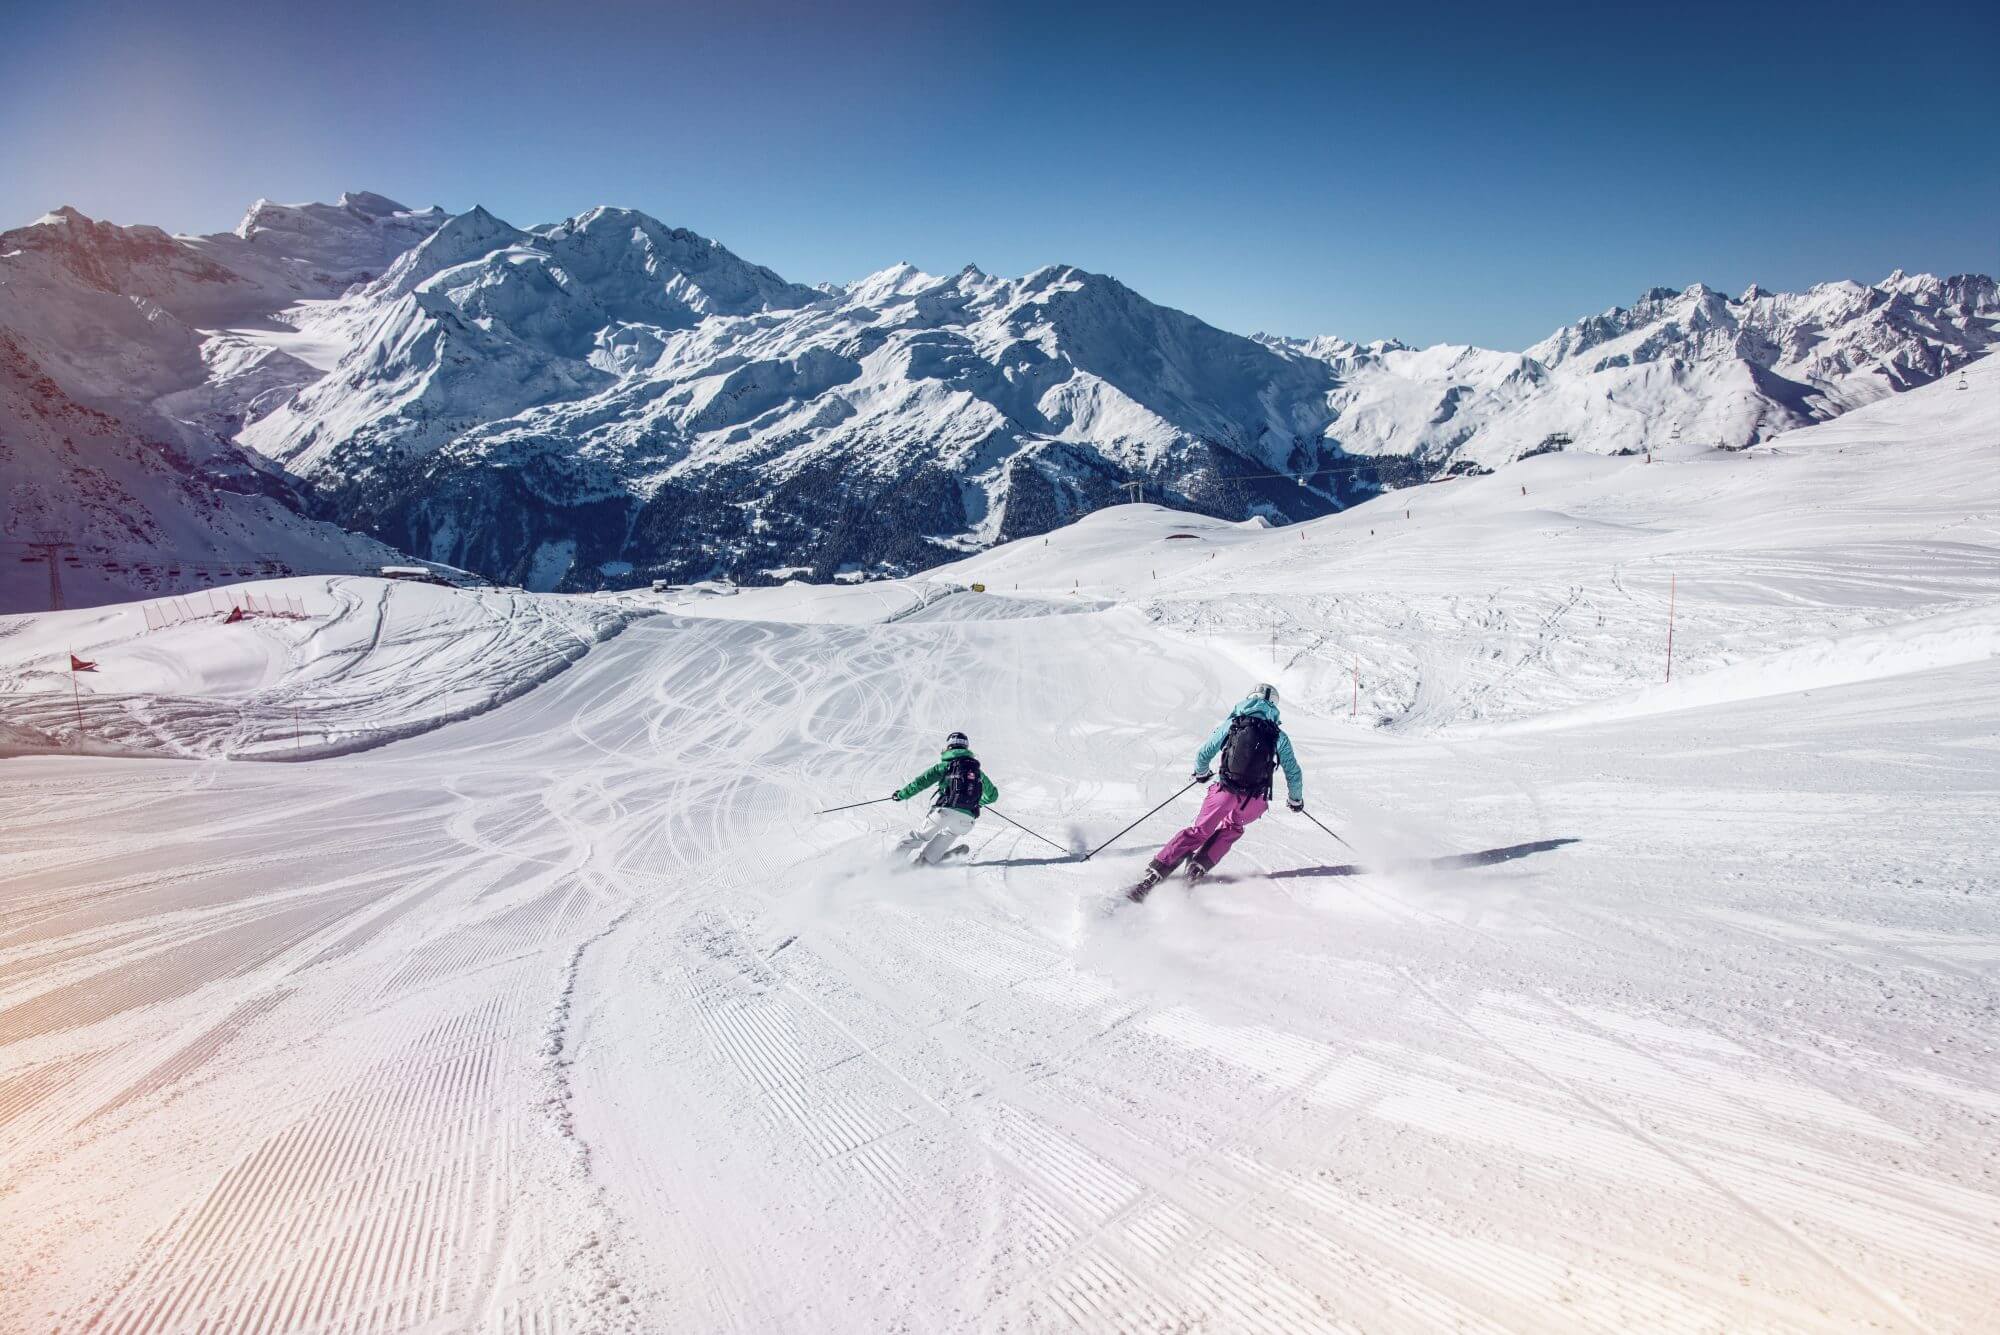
[1185,858,1214,888]
[1126,863,1169,904]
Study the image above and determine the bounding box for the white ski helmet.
[1251,683,1278,706]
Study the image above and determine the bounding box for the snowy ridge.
[1271,272,1998,469]
[0,194,448,612]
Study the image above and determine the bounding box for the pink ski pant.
[1153,784,1267,871]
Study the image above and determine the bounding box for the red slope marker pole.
[68,648,84,735]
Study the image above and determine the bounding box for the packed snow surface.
[1,362,1996,1331]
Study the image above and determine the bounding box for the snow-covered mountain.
[240,208,1356,590]
[0,193,446,611]
[1269,274,1998,473]
[6,189,1994,606]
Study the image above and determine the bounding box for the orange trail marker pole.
[1665,572,1677,684]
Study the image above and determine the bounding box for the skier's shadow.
[976,839,1580,876]
[1257,837,1580,881]
[975,853,1087,868]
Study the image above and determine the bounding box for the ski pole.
[1300,808,1355,852]
[1083,778,1200,860]
[985,806,1072,856]
[814,796,898,815]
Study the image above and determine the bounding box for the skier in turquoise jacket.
[1132,684,1303,899]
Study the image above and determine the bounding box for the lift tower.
[23,539,73,611]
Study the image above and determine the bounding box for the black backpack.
[937,754,984,813]
[1217,715,1280,798]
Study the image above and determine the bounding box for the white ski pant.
[908,806,975,864]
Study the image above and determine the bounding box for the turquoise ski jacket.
[1193,697,1303,803]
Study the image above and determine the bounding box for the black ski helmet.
[945,730,969,750]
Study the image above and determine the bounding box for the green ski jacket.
[894,747,1000,815]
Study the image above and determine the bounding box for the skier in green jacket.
[893,731,1000,865]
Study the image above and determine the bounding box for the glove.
[1287,798,1305,813]
[1193,770,1214,783]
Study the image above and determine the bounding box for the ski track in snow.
[3,364,1999,1331]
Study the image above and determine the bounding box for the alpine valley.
[4,192,1994,610]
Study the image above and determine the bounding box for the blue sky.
[3,0,1994,349]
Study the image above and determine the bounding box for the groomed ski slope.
[2,359,1997,1332]
[0,579,646,760]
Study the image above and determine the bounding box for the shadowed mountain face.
[0,195,441,610]
[8,191,1995,602]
